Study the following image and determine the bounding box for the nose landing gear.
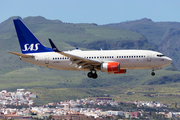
[151,67,162,76]
[151,70,155,76]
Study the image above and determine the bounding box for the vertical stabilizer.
[13,19,53,54]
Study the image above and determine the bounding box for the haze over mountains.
[0,16,180,91]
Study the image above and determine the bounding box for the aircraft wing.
[8,51,34,58]
[49,39,102,70]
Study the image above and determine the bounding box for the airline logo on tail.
[22,43,40,51]
[13,19,53,54]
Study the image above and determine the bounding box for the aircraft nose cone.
[166,57,172,64]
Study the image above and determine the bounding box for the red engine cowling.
[101,62,126,74]
[101,62,120,72]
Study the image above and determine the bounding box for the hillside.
[0,16,157,74]
[0,16,180,104]
[105,18,180,70]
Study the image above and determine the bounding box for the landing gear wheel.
[151,72,155,76]
[87,72,93,78]
[92,73,98,79]
[87,71,98,79]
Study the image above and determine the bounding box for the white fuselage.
[20,49,172,72]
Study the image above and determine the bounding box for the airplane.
[8,19,172,79]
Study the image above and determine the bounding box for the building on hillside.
[106,111,124,116]
[63,104,70,111]
[17,89,25,93]
[52,114,106,120]
[125,112,132,118]
[29,94,36,98]
[131,112,141,118]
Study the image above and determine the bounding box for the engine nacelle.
[101,62,120,72]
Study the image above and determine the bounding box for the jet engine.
[101,62,126,74]
[101,62,120,72]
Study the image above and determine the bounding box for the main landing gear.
[87,70,98,79]
[151,70,155,76]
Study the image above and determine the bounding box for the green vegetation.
[0,16,180,105]
[105,18,180,70]
[29,82,180,106]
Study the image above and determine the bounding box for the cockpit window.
[157,54,165,57]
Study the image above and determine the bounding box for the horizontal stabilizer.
[8,51,34,58]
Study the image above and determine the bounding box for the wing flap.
[59,51,101,65]
[48,39,102,69]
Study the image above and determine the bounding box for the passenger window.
[110,56,111,58]
[122,56,123,58]
[117,56,118,58]
[97,57,99,58]
[112,56,114,58]
[127,56,128,58]
[107,56,109,58]
[124,56,126,58]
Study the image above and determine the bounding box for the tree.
[47,115,52,120]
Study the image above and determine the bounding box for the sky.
[1,0,180,25]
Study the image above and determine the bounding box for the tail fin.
[13,19,53,54]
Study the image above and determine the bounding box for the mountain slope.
[105,18,180,70]
[0,16,179,92]
[105,18,180,45]
[0,16,155,74]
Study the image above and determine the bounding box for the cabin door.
[45,56,49,64]
[147,53,152,62]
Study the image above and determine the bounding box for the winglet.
[48,39,61,52]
